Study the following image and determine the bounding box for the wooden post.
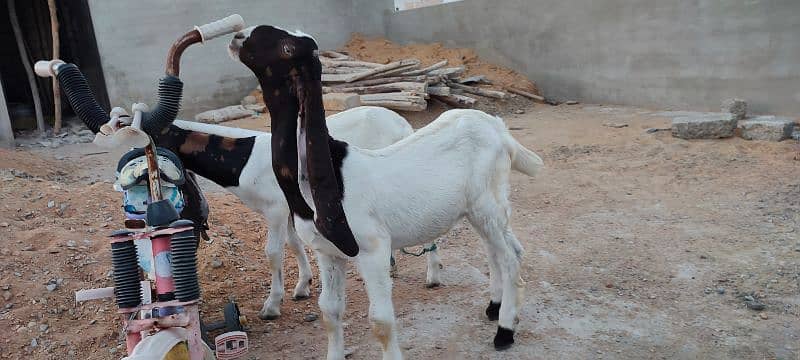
[48,0,62,134]
[0,74,15,148]
[8,0,46,133]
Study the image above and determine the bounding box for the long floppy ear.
[294,66,359,257]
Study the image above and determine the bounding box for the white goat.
[95,106,443,320]
[231,26,543,359]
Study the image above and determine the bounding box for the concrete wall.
[385,0,800,115]
[87,0,385,116]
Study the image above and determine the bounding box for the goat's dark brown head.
[229,25,320,92]
[230,25,359,258]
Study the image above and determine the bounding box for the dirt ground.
[1,103,798,359]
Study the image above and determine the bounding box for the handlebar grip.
[34,59,65,78]
[194,14,245,43]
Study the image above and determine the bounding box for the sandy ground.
[0,103,798,360]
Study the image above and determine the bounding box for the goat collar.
[263,61,359,257]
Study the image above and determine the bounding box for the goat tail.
[507,133,543,177]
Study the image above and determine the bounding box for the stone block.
[671,113,737,139]
[738,116,796,141]
[721,98,747,120]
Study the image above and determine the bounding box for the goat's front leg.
[259,213,288,320]
[317,252,347,360]
[286,226,313,299]
[425,243,442,288]
[358,245,403,360]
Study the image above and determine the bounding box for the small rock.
[210,258,223,269]
[672,113,737,139]
[2,291,11,301]
[66,240,77,248]
[744,295,755,302]
[344,348,354,358]
[31,338,38,348]
[0,222,8,227]
[514,109,525,115]
[759,313,769,320]
[721,98,747,120]
[716,288,725,295]
[703,287,713,295]
[46,284,57,292]
[47,200,55,209]
[745,300,765,311]
[109,347,117,354]
[39,324,49,332]
[738,116,796,141]
[565,100,579,105]
[304,313,319,322]
[603,122,628,128]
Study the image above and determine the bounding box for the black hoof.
[485,301,501,321]
[292,294,311,301]
[493,326,514,350]
[425,282,441,289]
[259,313,280,320]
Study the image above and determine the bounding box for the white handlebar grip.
[34,59,65,78]
[195,14,245,43]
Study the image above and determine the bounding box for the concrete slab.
[738,116,796,141]
[721,98,747,120]
[671,113,737,139]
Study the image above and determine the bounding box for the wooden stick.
[324,82,427,95]
[428,66,465,79]
[320,58,382,68]
[506,87,545,102]
[427,86,451,96]
[432,94,476,108]
[374,63,421,78]
[322,67,372,74]
[448,82,508,99]
[320,50,351,60]
[8,0,45,133]
[402,60,448,76]
[48,0,62,134]
[328,75,427,88]
[359,99,427,112]
[344,59,420,83]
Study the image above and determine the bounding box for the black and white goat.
[231,26,543,359]
[94,106,445,319]
[44,60,443,321]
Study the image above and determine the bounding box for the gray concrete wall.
[385,0,800,115]
[87,0,383,116]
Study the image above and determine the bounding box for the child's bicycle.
[36,14,250,360]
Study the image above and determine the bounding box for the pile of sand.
[342,34,539,94]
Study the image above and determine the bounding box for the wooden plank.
[324,82,427,95]
[0,74,15,148]
[428,66,465,79]
[448,82,509,99]
[506,87,545,102]
[344,59,421,83]
[323,93,361,111]
[320,50,351,60]
[427,86,451,96]
[322,67,372,74]
[402,60,448,76]
[320,58,383,68]
[373,63,421,78]
[321,73,352,83]
[329,75,427,88]
[432,94,477,108]
[359,99,427,112]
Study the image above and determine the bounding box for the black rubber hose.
[55,63,108,133]
[171,228,200,302]
[141,75,184,136]
[111,240,142,309]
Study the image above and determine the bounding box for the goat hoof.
[292,294,311,301]
[485,301,501,321]
[493,326,514,350]
[259,313,280,320]
[425,282,441,289]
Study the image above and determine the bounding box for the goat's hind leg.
[260,216,288,320]
[317,252,347,359]
[468,209,524,350]
[358,244,403,360]
[286,225,313,300]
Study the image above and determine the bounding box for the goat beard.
[290,72,360,257]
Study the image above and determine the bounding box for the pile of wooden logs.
[318,50,540,112]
